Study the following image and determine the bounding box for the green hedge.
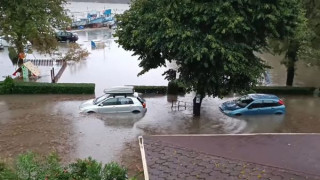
[133,85,318,95]
[134,85,185,94]
[0,80,95,94]
[253,86,316,95]
[134,86,167,94]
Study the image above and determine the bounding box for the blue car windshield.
[236,96,253,108]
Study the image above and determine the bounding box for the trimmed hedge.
[253,86,317,95]
[134,85,186,94]
[134,86,167,94]
[0,81,95,94]
[133,85,318,95]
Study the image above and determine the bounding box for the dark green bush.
[103,162,128,180]
[13,82,95,94]
[253,86,316,95]
[1,152,129,180]
[0,81,95,94]
[167,81,179,95]
[0,162,17,180]
[134,85,185,94]
[134,86,167,94]
[0,76,15,94]
[69,158,103,179]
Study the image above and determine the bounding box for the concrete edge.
[149,133,320,137]
[138,136,149,180]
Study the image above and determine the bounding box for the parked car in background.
[80,86,147,114]
[56,31,78,42]
[0,37,5,50]
[219,94,285,116]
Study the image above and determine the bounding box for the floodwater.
[1,94,320,176]
[58,29,169,94]
[0,1,320,177]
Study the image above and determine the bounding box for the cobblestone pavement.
[143,137,320,180]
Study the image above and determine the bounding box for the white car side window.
[102,98,118,106]
[118,98,134,105]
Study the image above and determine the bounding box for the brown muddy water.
[1,94,320,176]
[0,2,320,177]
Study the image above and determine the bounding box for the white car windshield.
[94,94,109,104]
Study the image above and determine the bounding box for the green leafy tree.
[269,0,320,86]
[0,0,70,56]
[116,0,303,115]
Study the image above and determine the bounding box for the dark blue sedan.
[219,94,285,116]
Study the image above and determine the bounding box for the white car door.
[116,97,134,113]
[98,98,118,113]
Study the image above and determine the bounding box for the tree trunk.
[286,63,295,86]
[193,94,203,116]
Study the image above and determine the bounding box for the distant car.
[219,94,285,116]
[56,31,78,42]
[0,38,4,50]
[80,86,147,114]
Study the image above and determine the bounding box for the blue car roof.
[248,94,279,100]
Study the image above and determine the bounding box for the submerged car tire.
[235,113,242,116]
[87,111,95,114]
[275,112,283,115]
[132,110,141,114]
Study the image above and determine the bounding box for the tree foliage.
[0,0,70,54]
[116,0,303,97]
[269,0,320,86]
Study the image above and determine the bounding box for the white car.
[80,86,147,114]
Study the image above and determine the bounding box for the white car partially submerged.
[80,86,146,114]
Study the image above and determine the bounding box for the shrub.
[0,152,129,180]
[167,81,179,95]
[134,85,185,94]
[12,82,95,94]
[134,86,167,94]
[0,162,17,180]
[69,158,103,179]
[0,76,15,94]
[252,86,316,95]
[0,81,95,94]
[102,162,127,180]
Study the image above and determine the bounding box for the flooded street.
[1,1,320,178]
[1,94,320,176]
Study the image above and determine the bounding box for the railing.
[24,59,65,66]
[51,61,67,83]
[171,100,187,110]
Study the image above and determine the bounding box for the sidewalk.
[139,134,320,180]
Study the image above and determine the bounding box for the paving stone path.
[143,139,320,180]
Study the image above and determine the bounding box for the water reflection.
[95,112,146,128]
[238,115,285,133]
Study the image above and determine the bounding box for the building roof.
[139,134,320,180]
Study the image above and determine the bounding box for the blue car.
[219,94,285,116]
